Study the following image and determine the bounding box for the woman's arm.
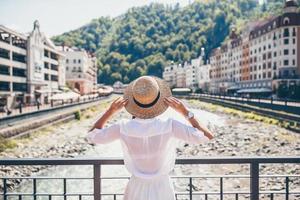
[164,97,214,140]
[90,97,128,131]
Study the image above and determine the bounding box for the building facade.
[209,0,300,97]
[0,21,65,107]
[162,48,211,91]
[61,46,97,95]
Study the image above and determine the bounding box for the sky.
[0,0,191,37]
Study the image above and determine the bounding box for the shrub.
[74,110,81,120]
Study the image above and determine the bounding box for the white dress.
[87,117,209,200]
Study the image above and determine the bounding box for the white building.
[0,21,65,107]
[61,46,97,95]
[163,48,209,90]
[162,63,177,88]
[197,62,211,92]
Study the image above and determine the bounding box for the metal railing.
[0,93,112,119]
[0,157,299,200]
[189,93,300,107]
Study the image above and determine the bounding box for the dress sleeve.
[171,119,209,144]
[86,124,120,144]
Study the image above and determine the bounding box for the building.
[0,21,65,107]
[197,61,211,93]
[162,62,178,88]
[209,0,300,97]
[162,48,210,90]
[61,46,97,95]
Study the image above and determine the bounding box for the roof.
[285,0,298,8]
[172,88,191,92]
[237,88,272,93]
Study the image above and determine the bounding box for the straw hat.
[123,76,172,119]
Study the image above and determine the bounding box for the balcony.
[0,157,299,200]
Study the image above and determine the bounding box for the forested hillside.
[52,0,297,84]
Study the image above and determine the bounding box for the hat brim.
[123,76,172,119]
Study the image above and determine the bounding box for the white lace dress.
[87,116,209,200]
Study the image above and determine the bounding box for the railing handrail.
[0,156,299,165]
[1,156,299,200]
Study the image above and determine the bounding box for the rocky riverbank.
[0,97,299,199]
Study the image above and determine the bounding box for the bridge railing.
[0,157,299,200]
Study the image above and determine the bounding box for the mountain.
[52,0,296,84]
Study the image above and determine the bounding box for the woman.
[87,76,214,200]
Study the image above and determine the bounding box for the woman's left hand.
[164,97,188,117]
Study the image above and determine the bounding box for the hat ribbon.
[133,91,161,108]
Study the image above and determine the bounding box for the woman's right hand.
[108,97,128,114]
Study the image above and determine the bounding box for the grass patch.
[0,136,17,153]
[188,99,285,127]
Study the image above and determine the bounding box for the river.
[1,98,300,200]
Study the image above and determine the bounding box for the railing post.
[220,177,223,200]
[3,178,7,200]
[19,103,22,114]
[285,176,289,200]
[63,178,67,200]
[189,177,193,200]
[250,162,259,200]
[33,178,37,200]
[270,97,273,105]
[94,164,101,200]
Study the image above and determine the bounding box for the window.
[284,39,289,45]
[13,52,26,63]
[293,49,296,55]
[44,74,49,80]
[292,28,296,36]
[13,67,26,77]
[50,53,58,61]
[44,50,49,57]
[51,75,58,81]
[284,60,289,66]
[44,62,49,69]
[66,59,69,64]
[78,59,81,63]
[73,59,76,64]
[0,48,10,59]
[0,81,10,91]
[268,62,271,68]
[293,60,295,65]
[0,64,10,75]
[283,28,289,37]
[51,64,58,71]
[293,38,296,44]
[284,49,289,55]
[283,17,290,25]
[13,82,27,92]
[268,72,271,78]
[274,52,277,57]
